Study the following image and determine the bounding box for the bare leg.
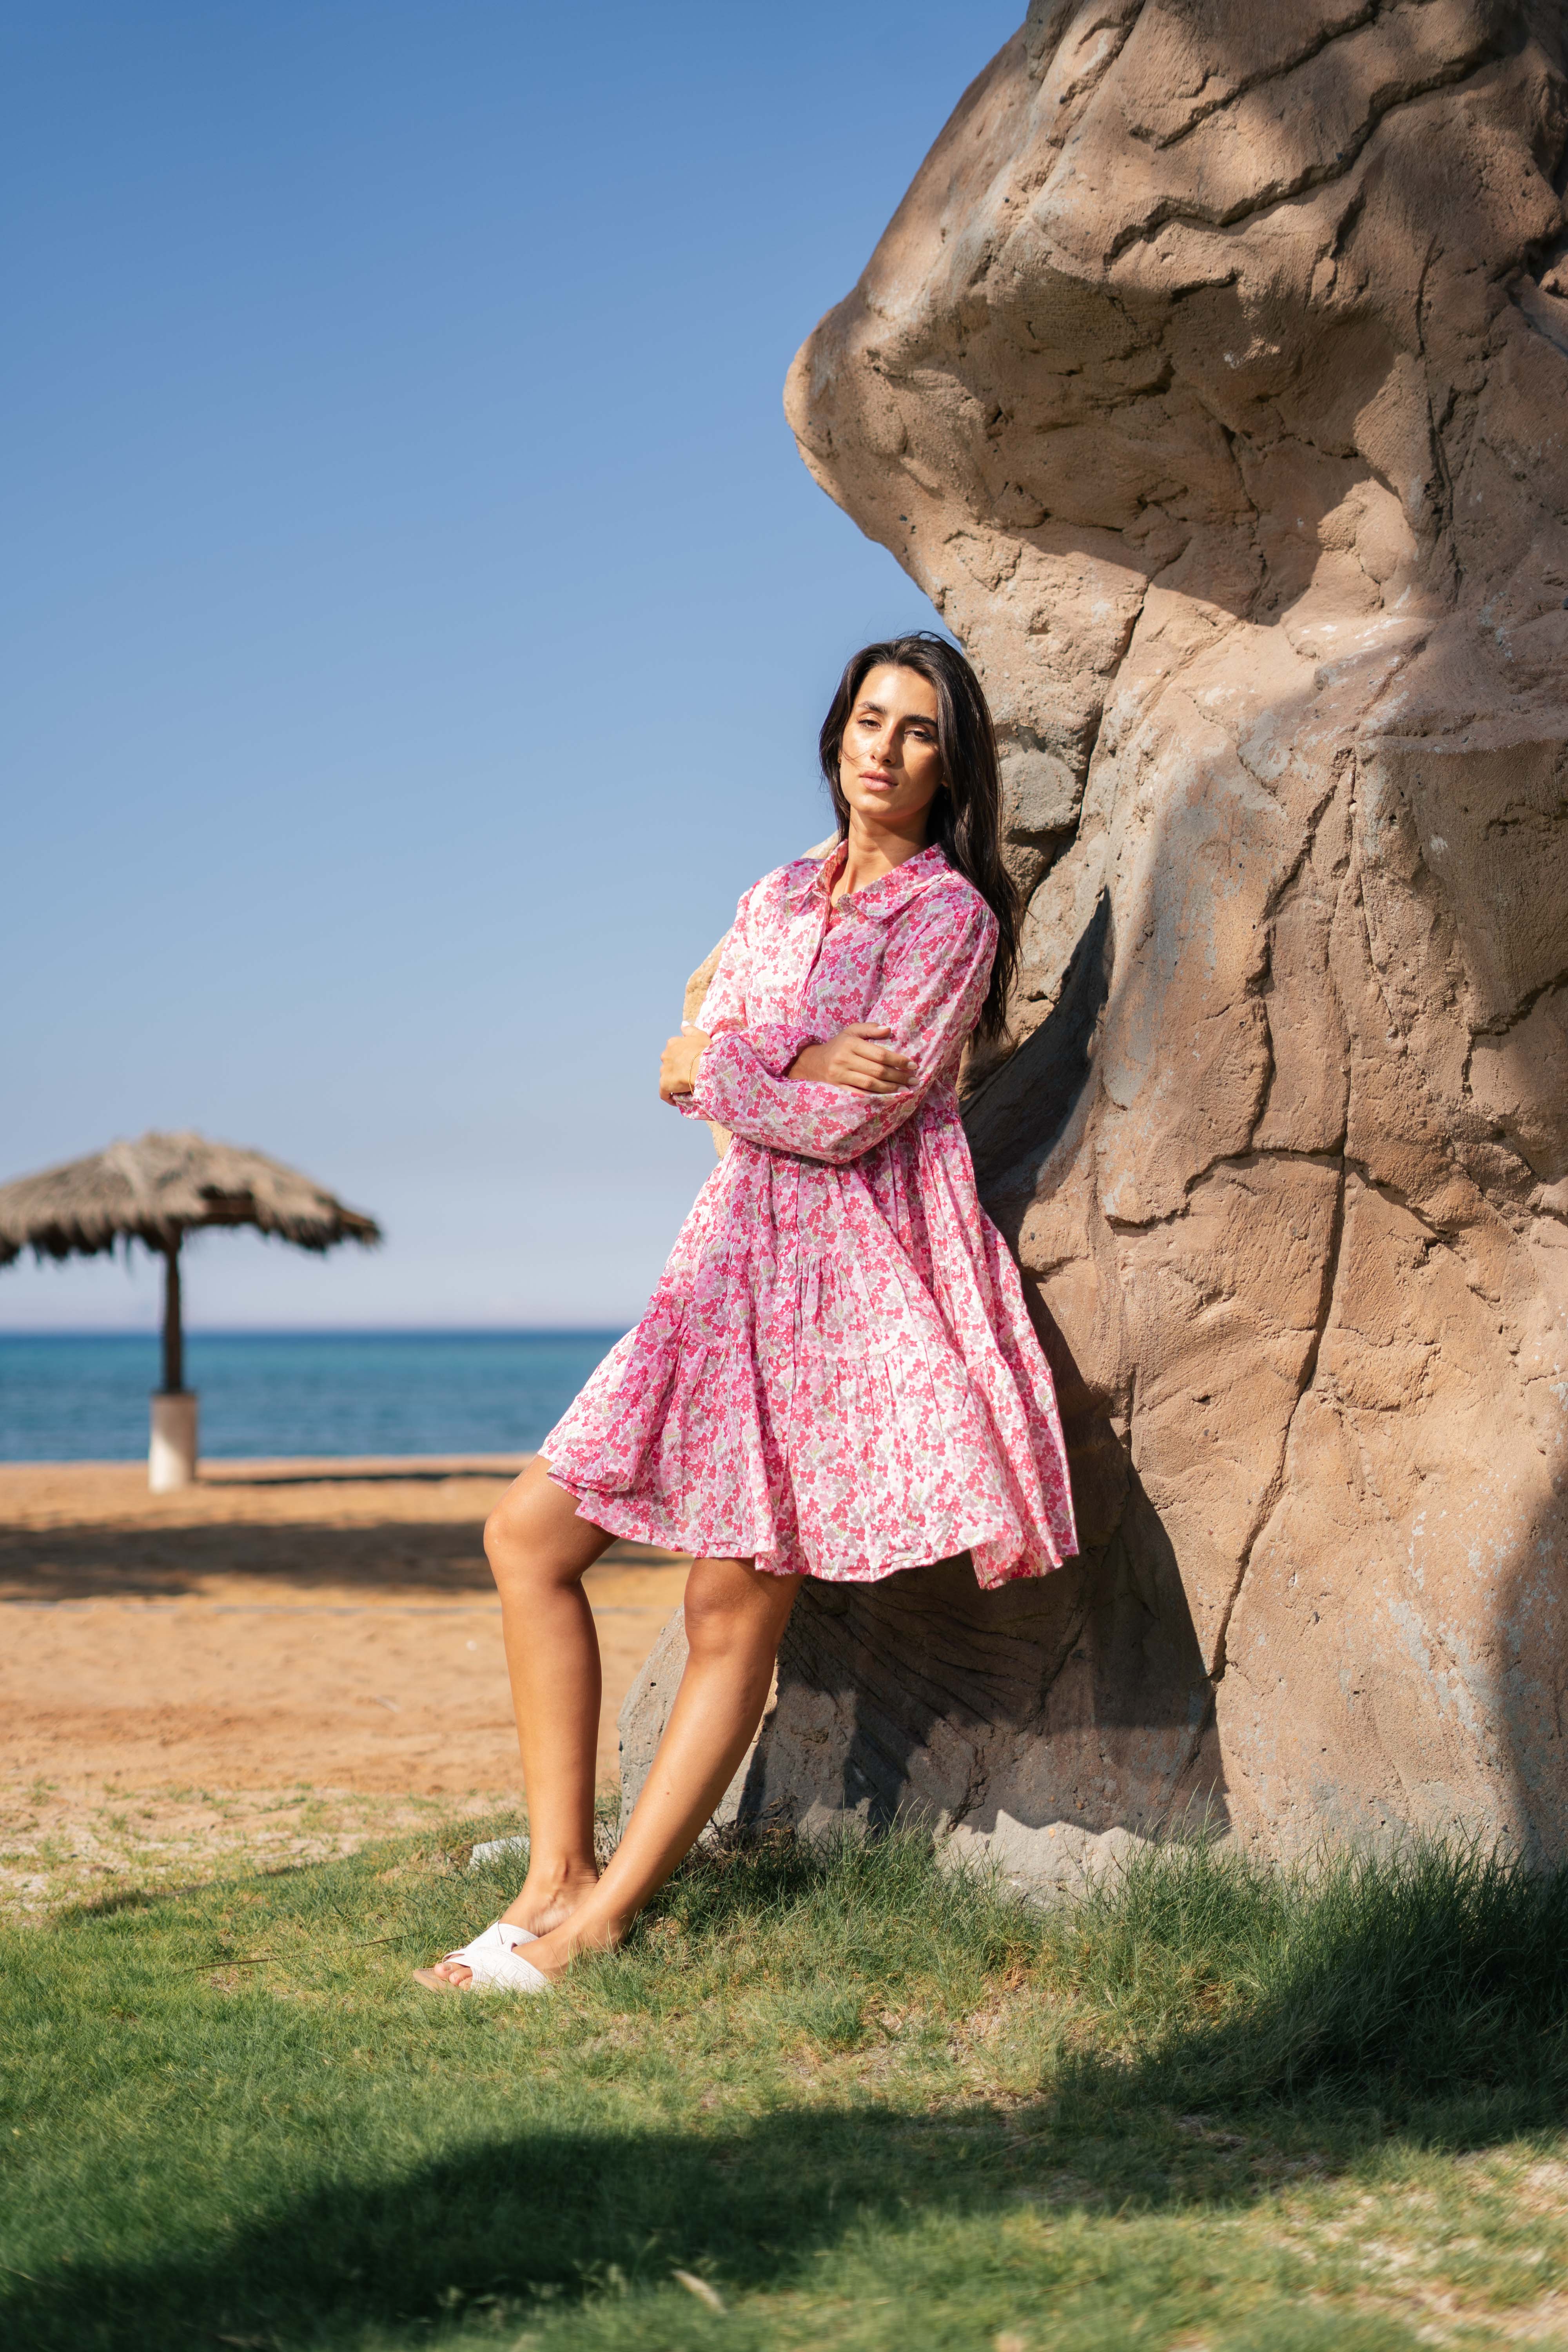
[418,1456,613,1988]
[517,1554,800,1980]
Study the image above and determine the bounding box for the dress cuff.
[687,1025,819,1125]
[744,1023,822,1079]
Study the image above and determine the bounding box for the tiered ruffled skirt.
[542,1093,1076,1586]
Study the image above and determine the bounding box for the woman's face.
[837,664,944,835]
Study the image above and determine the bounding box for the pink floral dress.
[543,841,1078,1587]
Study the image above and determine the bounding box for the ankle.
[563,1889,632,1949]
[577,1900,634,1954]
[502,1864,599,1938]
[532,1907,624,1964]
[518,1856,598,1898]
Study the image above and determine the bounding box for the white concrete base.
[149,1391,199,1492]
[940,1813,1156,1904]
[469,1834,529,1871]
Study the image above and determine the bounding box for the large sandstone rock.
[624,0,1568,1872]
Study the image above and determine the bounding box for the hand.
[660,1029,709,1102]
[787,1025,916,1095]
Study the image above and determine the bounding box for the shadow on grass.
[54,1885,195,1920]
[4,2071,1561,2350]
[9,1831,1568,2349]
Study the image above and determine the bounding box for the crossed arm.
[656,887,996,1167]
[659,1022,913,1102]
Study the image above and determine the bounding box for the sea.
[0,1331,626,1463]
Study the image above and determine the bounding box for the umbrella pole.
[161,1238,184,1394]
[149,1234,197,1490]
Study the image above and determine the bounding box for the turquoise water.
[0,1332,624,1462]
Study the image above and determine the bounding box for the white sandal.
[418,1918,551,1994]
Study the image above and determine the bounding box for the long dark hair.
[818,632,1019,1041]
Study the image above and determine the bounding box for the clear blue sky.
[2,1,1021,1330]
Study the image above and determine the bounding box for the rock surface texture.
[621,0,1568,1872]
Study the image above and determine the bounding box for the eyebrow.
[854,699,936,720]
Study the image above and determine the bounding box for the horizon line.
[0,1324,632,1339]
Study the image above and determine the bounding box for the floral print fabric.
[543,840,1078,1587]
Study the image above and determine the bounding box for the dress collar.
[801,838,952,923]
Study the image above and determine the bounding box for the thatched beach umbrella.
[0,1131,381,1487]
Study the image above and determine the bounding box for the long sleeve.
[686,888,996,1165]
[687,884,822,1079]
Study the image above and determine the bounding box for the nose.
[872,724,901,766]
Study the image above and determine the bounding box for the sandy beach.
[0,1456,687,1917]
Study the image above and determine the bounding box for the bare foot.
[506,1898,626,1985]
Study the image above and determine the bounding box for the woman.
[417,633,1076,1993]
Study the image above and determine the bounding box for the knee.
[683,1571,792,1663]
[682,1581,740,1658]
[482,1504,520,1595]
[483,1494,564,1598]
[482,1504,513,1575]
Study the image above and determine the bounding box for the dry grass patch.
[0,1774,462,1919]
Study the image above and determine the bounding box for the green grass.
[5,1825,1568,2350]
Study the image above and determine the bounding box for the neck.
[837,809,932,897]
